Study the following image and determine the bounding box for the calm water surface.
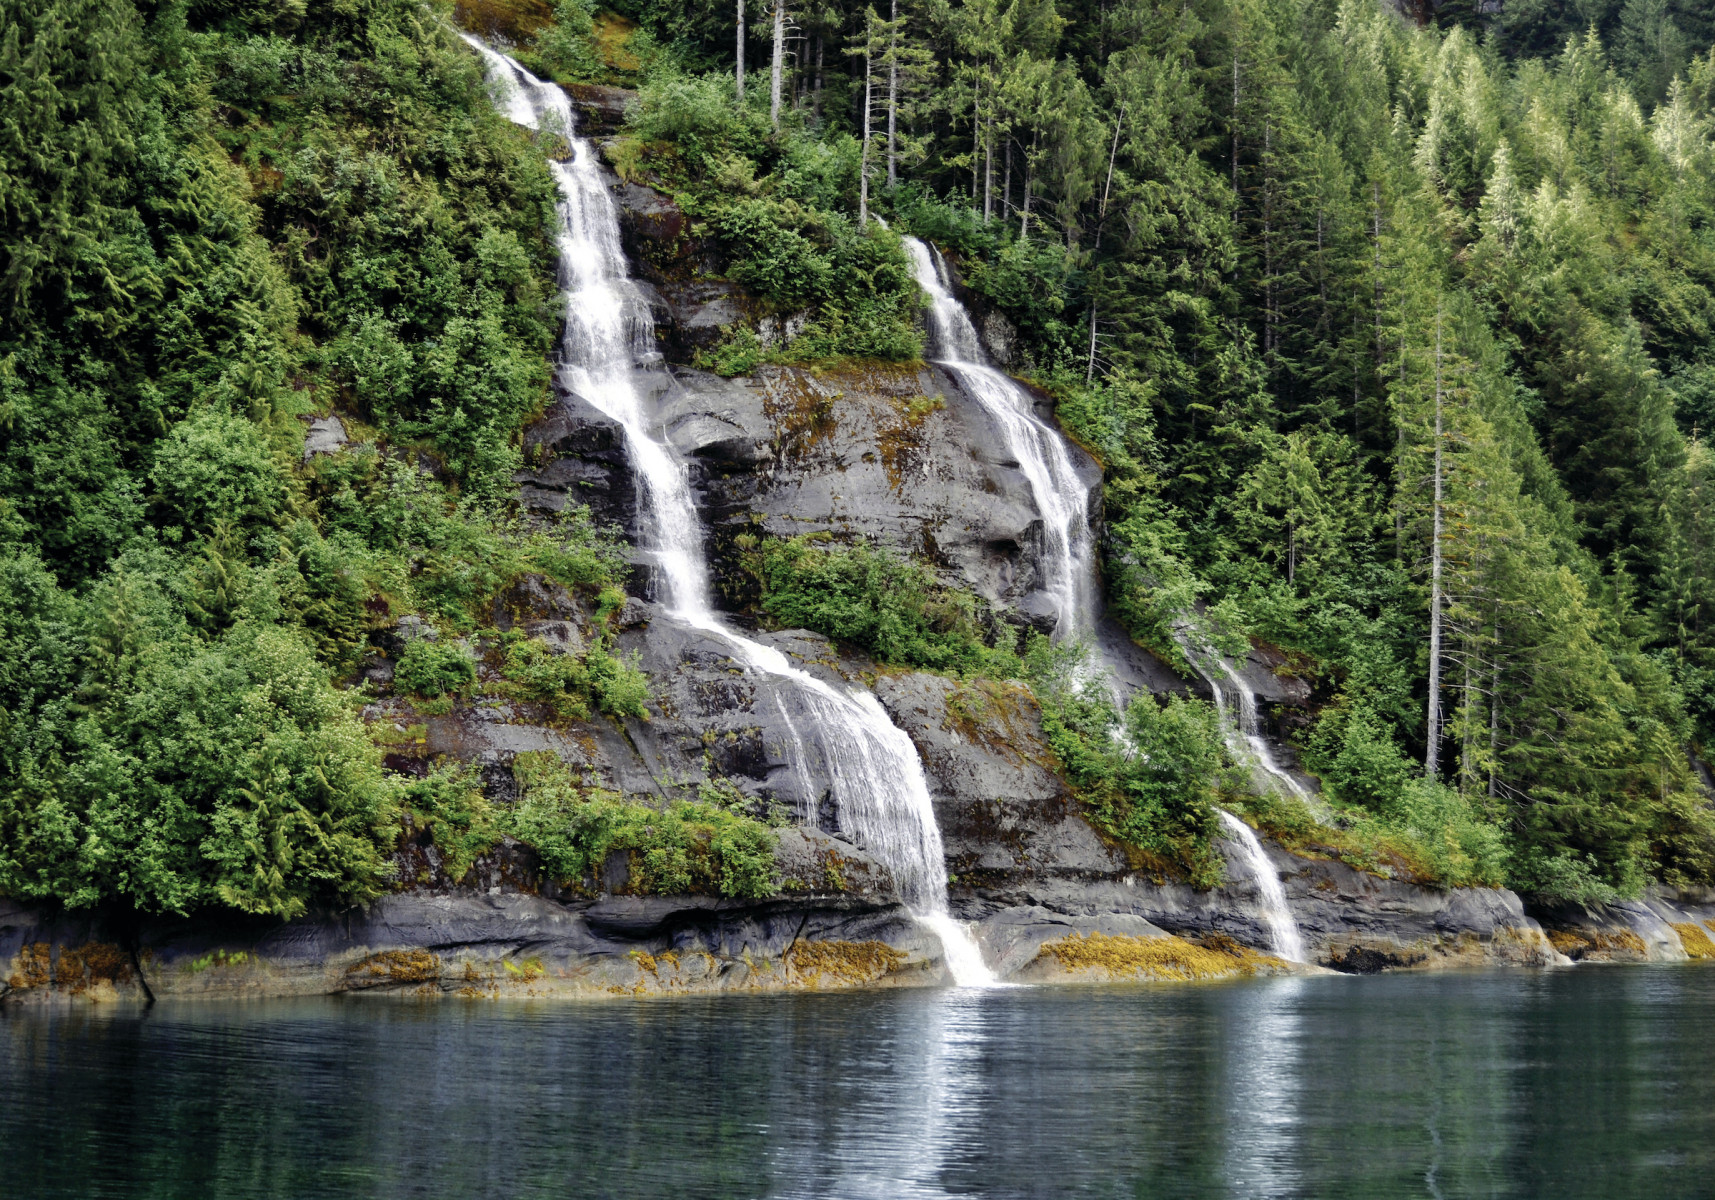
[4,967,1714,1199]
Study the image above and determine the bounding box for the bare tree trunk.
[1098,103,1124,234]
[1488,645,1501,800]
[770,0,785,129]
[813,32,823,118]
[1002,138,1012,221]
[1021,128,1036,237]
[886,0,898,187]
[1461,629,1475,792]
[1086,299,1098,384]
[1230,51,1240,193]
[1425,304,1445,780]
[1372,180,1385,377]
[983,121,993,222]
[971,87,979,206]
[860,33,872,226]
[736,0,746,102]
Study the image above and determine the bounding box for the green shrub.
[148,408,288,538]
[1023,637,1224,885]
[394,638,477,698]
[506,752,777,897]
[1303,701,1415,813]
[397,766,503,884]
[1511,849,1633,905]
[754,535,1020,678]
[500,637,593,719]
[499,636,651,720]
[584,645,651,718]
[530,0,602,80]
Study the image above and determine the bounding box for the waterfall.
[1176,635,1319,810]
[461,37,997,987]
[904,237,1100,643]
[905,233,1307,962]
[1216,811,1306,963]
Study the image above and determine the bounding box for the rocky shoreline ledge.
[13,845,1714,1006]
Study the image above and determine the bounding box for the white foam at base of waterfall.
[1216,810,1306,963]
[461,35,997,988]
[920,913,1002,988]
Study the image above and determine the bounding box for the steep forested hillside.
[501,0,1715,902]
[0,0,641,918]
[4,0,1715,923]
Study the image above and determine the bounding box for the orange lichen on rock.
[786,939,907,987]
[1547,928,1648,959]
[1040,931,1275,982]
[7,943,51,990]
[345,950,441,987]
[1671,922,1715,959]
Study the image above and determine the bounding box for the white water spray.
[1174,635,1315,956]
[905,238,1099,643]
[463,37,996,987]
[1216,811,1306,963]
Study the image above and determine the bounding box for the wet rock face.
[518,385,638,532]
[873,672,1122,890]
[963,838,1565,973]
[610,175,751,362]
[662,360,1103,627]
[0,890,945,1003]
[1525,888,1715,963]
[564,82,633,137]
[1233,639,1313,707]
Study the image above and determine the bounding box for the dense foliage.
[752,534,1024,677]
[402,754,781,897]
[12,0,1715,915]
[0,0,641,918]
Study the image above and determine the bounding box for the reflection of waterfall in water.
[463,37,995,986]
[1216,811,1306,963]
[1221,977,1308,1196]
[766,992,996,1199]
[904,238,1099,644]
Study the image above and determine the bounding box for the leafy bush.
[583,645,652,718]
[499,636,651,720]
[754,535,1021,678]
[394,638,477,698]
[0,575,389,919]
[507,752,777,897]
[1024,637,1225,885]
[1511,849,1630,906]
[397,766,503,884]
[622,76,923,363]
[148,409,288,538]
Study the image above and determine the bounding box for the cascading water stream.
[463,37,996,987]
[1175,634,1318,809]
[1216,811,1306,963]
[905,238,1099,643]
[906,233,1307,961]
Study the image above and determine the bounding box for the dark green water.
[4,967,1714,1199]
